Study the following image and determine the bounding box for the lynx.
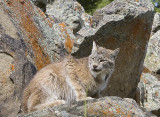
[22,41,119,113]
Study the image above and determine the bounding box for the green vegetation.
[78,0,160,14]
[84,86,89,117]
[152,0,160,12]
[77,0,114,15]
[155,7,160,12]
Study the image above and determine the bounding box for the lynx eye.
[91,57,95,60]
[99,59,106,62]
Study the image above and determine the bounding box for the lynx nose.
[93,65,98,69]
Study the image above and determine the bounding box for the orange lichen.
[65,35,74,53]
[47,19,53,28]
[59,23,74,53]
[143,67,151,73]
[8,52,15,57]
[115,108,126,115]
[59,23,65,27]
[37,8,54,28]
[86,101,138,117]
[40,11,46,19]
[155,92,159,97]
[143,79,148,84]
[116,108,121,114]
[6,0,51,70]
[126,111,133,117]
[10,64,15,71]
[59,23,66,32]
[89,17,93,26]
[48,15,55,23]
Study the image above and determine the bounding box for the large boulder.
[19,96,154,117]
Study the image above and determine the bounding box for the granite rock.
[144,30,160,73]
[19,96,154,117]
[46,0,95,34]
[139,73,160,116]
[151,13,160,35]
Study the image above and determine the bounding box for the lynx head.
[89,41,119,78]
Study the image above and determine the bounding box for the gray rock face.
[139,73,160,116]
[46,0,83,34]
[0,33,37,117]
[0,2,37,116]
[19,96,154,117]
[144,30,160,73]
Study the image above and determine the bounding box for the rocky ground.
[19,97,154,117]
[0,0,159,117]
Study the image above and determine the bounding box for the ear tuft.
[92,41,97,53]
[112,48,120,59]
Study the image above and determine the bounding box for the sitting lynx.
[22,41,119,113]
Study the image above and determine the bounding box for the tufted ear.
[111,48,120,59]
[92,41,98,53]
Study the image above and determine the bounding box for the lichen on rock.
[0,0,156,116]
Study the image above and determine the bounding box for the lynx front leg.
[65,61,92,101]
[68,78,93,101]
[92,91,102,99]
[33,100,66,111]
[27,91,41,113]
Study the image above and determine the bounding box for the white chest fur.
[92,72,108,92]
[97,73,108,91]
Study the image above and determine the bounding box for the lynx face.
[89,42,119,77]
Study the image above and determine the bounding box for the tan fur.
[22,42,119,113]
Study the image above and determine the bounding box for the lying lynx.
[22,41,119,113]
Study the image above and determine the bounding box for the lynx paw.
[76,97,94,101]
